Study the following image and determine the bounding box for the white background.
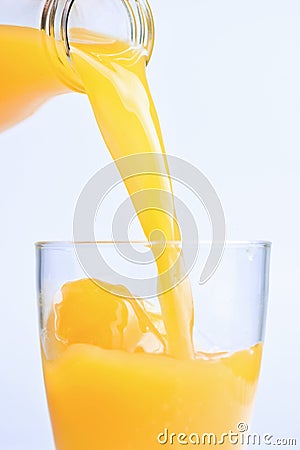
[0,0,299,448]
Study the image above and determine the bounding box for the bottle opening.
[41,0,155,92]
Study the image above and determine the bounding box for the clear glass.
[36,240,271,450]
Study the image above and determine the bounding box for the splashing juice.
[0,25,263,449]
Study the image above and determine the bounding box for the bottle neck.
[41,0,155,92]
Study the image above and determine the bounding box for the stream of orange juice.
[0,25,263,450]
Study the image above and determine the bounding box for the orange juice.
[1,25,263,450]
[43,278,262,450]
[70,33,195,359]
[0,24,194,358]
[0,26,69,131]
[44,343,262,450]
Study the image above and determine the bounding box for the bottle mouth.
[41,0,155,92]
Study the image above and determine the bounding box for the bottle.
[0,0,154,131]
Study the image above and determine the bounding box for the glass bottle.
[0,0,154,131]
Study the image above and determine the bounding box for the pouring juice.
[1,22,263,450]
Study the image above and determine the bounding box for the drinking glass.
[36,240,271,450]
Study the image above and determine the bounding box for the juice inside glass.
[37,241,270,450]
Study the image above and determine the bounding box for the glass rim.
[35,240,272,249]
